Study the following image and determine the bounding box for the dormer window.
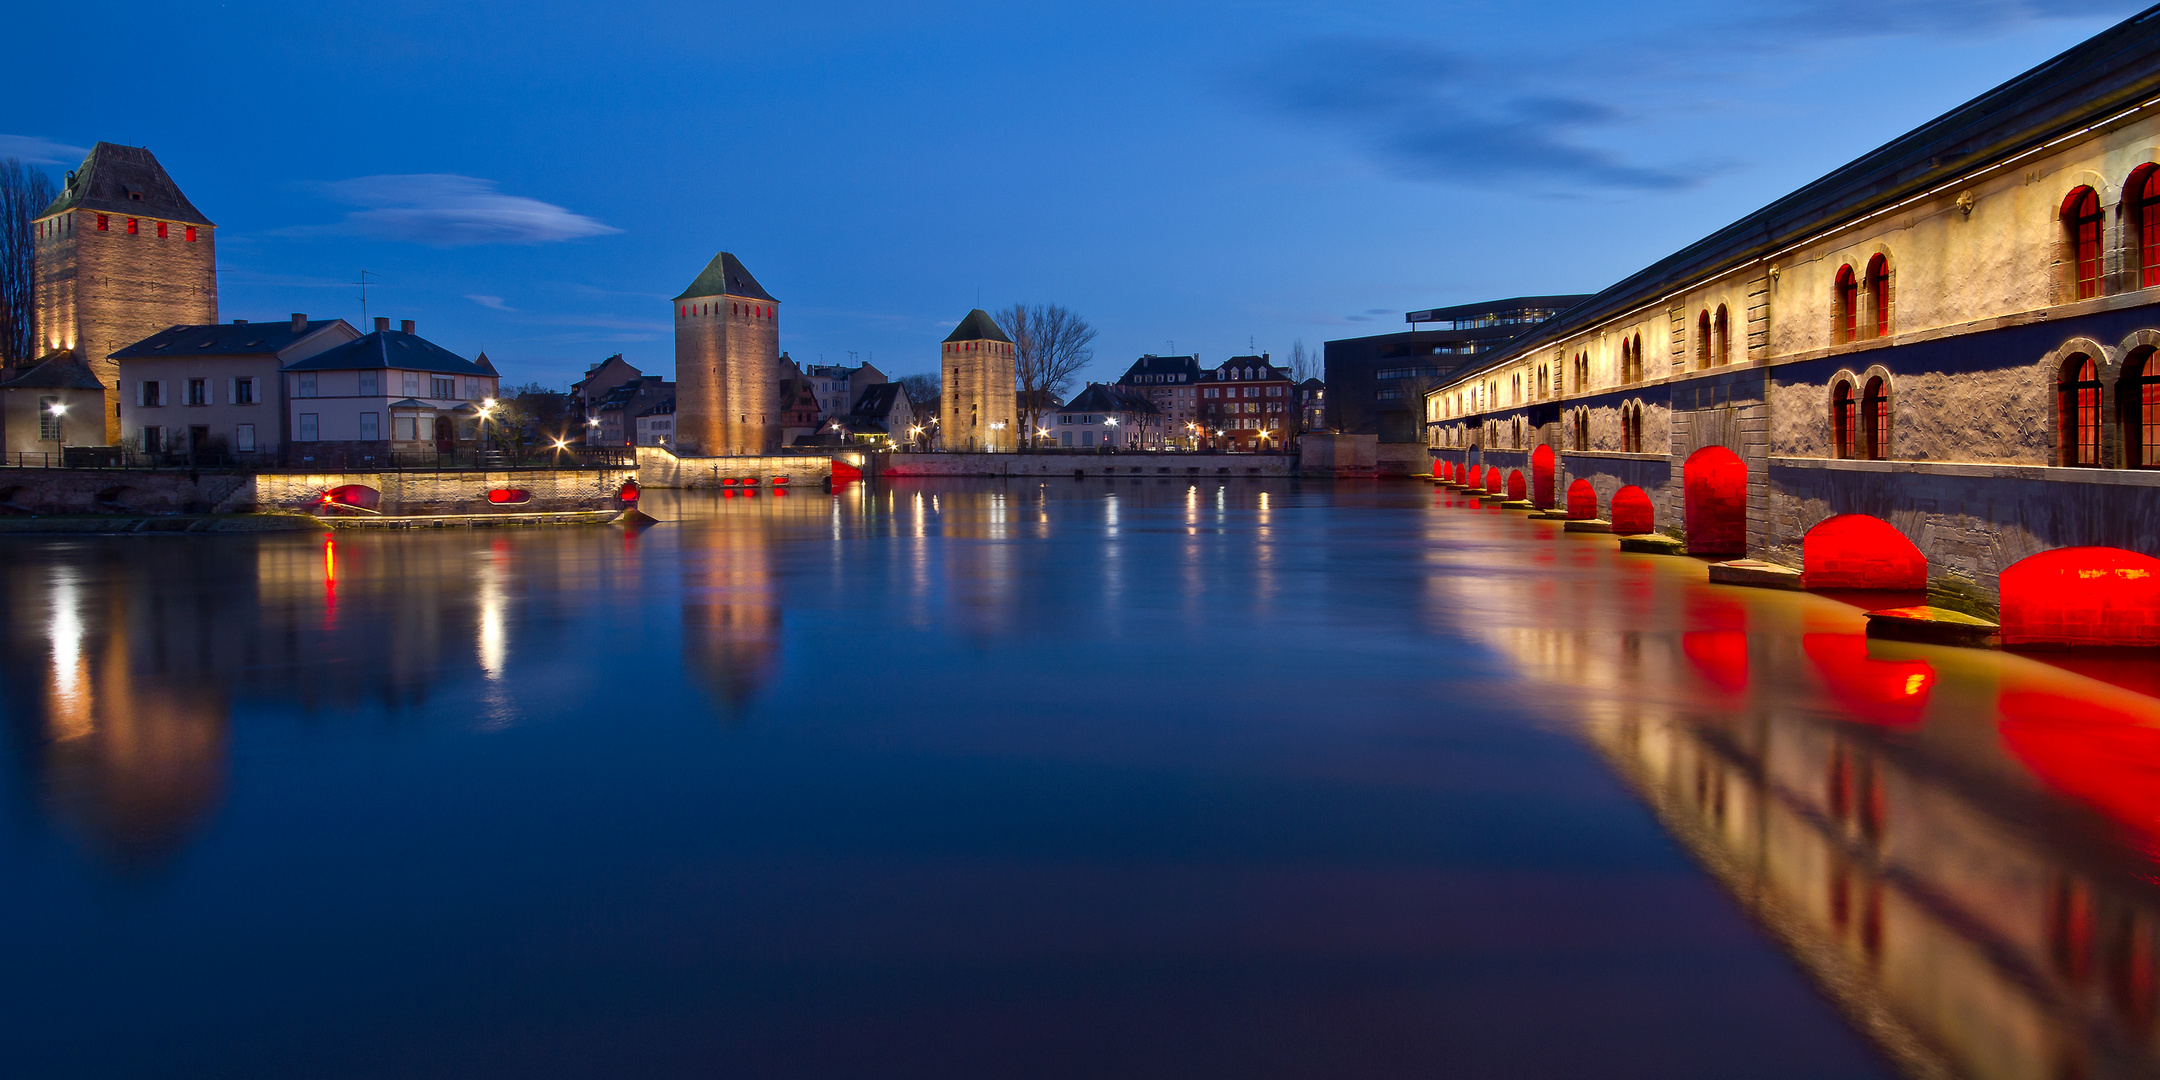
[128,190,143,201]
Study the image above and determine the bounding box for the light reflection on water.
[2,480,2158,1077]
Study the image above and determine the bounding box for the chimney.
[374,317,389,333]
[291,313,307,334]
[400,319,415,335]
[232,319,248,325]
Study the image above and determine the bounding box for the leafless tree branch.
[0,160,58,367]
[996,303,1096,446]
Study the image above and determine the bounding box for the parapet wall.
[254,468,635,515]
[880,451,1298,478]
[635,446,832,488]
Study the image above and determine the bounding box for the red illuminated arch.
[2000,546,2160,648]
[486,488,531,504]
[1565,478,1597,520]
[1484,465,1502,493]
[1683,446,1747,555]
[1530,445,1556,509]
[617,480,640,504]
[321,484,380,512]
[1802,514,1927,590]
[1610,485,1654,535]
[1506,470,1527,501]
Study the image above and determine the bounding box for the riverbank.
[0,512,328,535]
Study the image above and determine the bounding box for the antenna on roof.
[354,270,376,327]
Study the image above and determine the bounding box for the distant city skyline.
[5,0,2142,389]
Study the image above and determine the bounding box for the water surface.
[5,480,2156,1078]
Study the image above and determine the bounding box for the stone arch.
[2000,546,2160,648]
[2117,330,2160,468]
[2044,336,2119,467]
[1802,514,1927,590]
[1484,465,1502,493]
[1683,445,1748,555]
[2056,167,2120,210]
[1506,469,1527,501]
[1530,445,1556,509]
[1610,485,1655,535]
[1565,478,1597,520]
[321,484,380,513]
[1857,363,1896,459]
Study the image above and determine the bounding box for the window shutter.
[228,378,236,405]
[135,382,144,407]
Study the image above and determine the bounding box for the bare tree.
[895,371,939,409]
[995,303,1096,448]
[1288,338,1319,384]
[0,160,57,368]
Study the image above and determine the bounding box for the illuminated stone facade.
[940,310,1015,452]
[1426,10,2160,628]
[673,252,778,455]
[32,143,218,443]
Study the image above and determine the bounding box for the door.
[433,416,453,453]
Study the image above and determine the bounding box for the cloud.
[466,294,515,311]
[1242,38,1704,192]
[1240,4,2125,193]
[294,175,620,246]
[0,135,89,166]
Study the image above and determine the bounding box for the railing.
[0,445,638,472]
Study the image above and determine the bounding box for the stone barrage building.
[1424,6,2160,644]
[941,310,1015,452]
[33,143,218,443]
[673,252,779,455]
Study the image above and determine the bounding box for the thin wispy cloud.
[466,294,515,311]
[1241,2,2127,193]
[0,135,88,166]
[289,175,620,247]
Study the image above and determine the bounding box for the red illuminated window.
[1832,380,1856,459]
[2065,186,2104,300]
[2138,166,2160,289]
[126,218,137,234]
[2124,348,2160,467]
[1861,377,1888,460]
[1865,255,1890,337]
[1834,265,1858,342]
[2059,353,2103,466]
[184,225,196,241]
[156,221,167,238]
[96,214,107,230]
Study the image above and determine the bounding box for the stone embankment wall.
[879,451,1297,478]
[254,469,634,515]
[0,469,254,514]
[635,446,832,488]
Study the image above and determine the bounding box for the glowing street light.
[46,402,66,415]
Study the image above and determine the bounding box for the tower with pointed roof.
[941,309,1015,452]
[33,142,218,442]
[672,252,778,454]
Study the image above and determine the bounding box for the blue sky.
[5,1,2145,389]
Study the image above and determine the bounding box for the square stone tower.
[33,143,217,443]
[942,310,1016,451]
[673,252,778,455]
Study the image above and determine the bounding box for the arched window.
[1865,255,1890,338]
[1572,409,1588,451]
[1861,376,1888,460]
[2059,353,2103,466]
[1714,304,1730,364]
[2123,347,2160,467]
[1834,265,1858,343]
[2064,187,2104,300]
[1831,380,1857,459]
[2135,166,2160,290]
[1619,338,1633,383]
[1697,310,1712,369]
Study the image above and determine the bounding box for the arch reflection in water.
[1455,530,2160,1079]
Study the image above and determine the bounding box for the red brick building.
[1196,355,1293,452]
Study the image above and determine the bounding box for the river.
[2,479,2155,1078]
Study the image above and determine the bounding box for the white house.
[114,314,357,458]
[282,318,500,464]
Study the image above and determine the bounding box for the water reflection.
[1457,529,2160,1079]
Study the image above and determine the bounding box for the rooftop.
[674,252,776,303]
[38,143,214,226]
[110,319,348,360]
[944,309,1012,344]
[282,330,494,376]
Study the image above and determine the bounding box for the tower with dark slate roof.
[672,252,777,454]
[33,143,218,442]
[941,309,1015,452]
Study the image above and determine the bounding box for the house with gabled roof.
[280,317,500,463]
[0,354,107,457]
[113,312,358,458]
[1054,383,1163,450]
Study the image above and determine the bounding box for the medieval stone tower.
[673,252,778,455]
[942,310,1015,452]
[33,143,218,442]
